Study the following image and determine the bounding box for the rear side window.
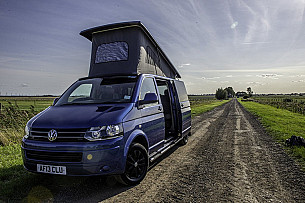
[174,81,188,102]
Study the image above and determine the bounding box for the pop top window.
[95,41,128,63]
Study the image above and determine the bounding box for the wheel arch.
[124,129,149,158]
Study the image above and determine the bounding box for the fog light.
[87,154,93,160]
[101,165,110,172]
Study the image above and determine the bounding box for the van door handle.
[158,106,162,111]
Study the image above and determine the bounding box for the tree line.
[215,87,253,100]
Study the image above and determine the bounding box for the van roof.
[80,21,181,78]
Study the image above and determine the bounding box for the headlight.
[106,125,121,137]
[84,124,123,141]
[24,125,30,139]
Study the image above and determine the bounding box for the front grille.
[26,149,83,162]
[29,128,88,142]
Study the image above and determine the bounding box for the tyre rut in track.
[146,99,305,202]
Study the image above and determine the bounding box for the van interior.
[156,80,177,141]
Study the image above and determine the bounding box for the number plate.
[37,164,66,175]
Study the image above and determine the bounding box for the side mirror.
[53,97,59,106]
[139,93,158,105]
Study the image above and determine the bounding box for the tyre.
[179,134,188,145]
[119,143,148,185]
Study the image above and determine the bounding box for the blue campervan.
[21,21,191,185]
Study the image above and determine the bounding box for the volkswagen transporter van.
[21,21,191,185]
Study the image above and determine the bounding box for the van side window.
[139,77,158,102]
[174,81,188,102]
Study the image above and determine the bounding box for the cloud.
[206,77,220,80]
[178,63,191,68]
[289,75,305,78]
[226,75,233,78]
[201,76,221,80]
[257,74,282,79]
[247,81,265,86]
[292,80,304,83]
[242,41,271,45]
[230,21,238,29]
[185,82,195,86]
[21,83,28,87]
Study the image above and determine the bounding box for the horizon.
[1,92,305,97]
[1,0,305,95]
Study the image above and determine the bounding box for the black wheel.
[119,143,148,185]
[180,134,188,145]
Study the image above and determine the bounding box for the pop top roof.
[80,21,181,78]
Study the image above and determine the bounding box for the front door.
[139,77,165,154]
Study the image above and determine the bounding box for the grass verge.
[0,143,93,202]
[191,99,230,117]
[0,144,36,201]
[0,144,75,202]
[240,100,305,169]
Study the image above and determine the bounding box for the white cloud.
[230,21,238,29]
[206,77,220,80]
[247,81,265,86]
[292,80,304,83]
[178,63,191,68]
[257,74,283,79]
[289,75,305,78]
[185,82,195,86]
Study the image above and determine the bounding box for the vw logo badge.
[48,129,57,141]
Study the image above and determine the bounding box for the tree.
[215,88,228,100]
[224,87,235,98]
[247,87,253,97]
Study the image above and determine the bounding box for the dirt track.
[49,99,305,202]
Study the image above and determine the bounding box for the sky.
[1,0,305,95]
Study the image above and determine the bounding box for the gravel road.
[49,99,305,202]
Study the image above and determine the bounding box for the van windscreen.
[55,77,136,106]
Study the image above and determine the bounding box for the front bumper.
[21,137,125,176]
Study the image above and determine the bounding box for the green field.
[240,100,305,169]
[252,95,305,115]
[188,95,215,105]
[191,99,229,117]
[0,97,55,111]
[0,95,228,201]
[188,95,230,117]
[0,97,54,146]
